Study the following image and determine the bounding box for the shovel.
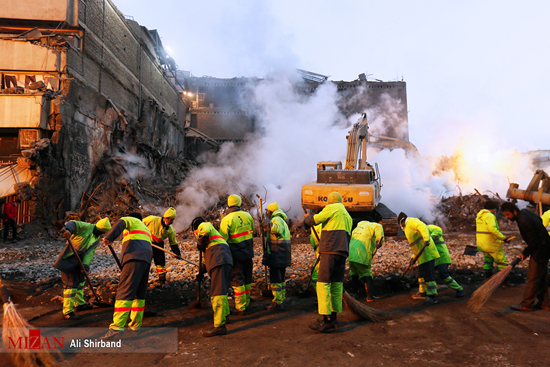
[257,194,271,298]
[191,250,204,309]
[464,236,515,256]
[67,238,112,308]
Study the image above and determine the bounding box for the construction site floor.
[1,278,549,366]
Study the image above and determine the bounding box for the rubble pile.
[0,231,526,303]
[437,192,517,232]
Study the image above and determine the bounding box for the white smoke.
[174,73,348,230]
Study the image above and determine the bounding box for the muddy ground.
[1,233,550,366]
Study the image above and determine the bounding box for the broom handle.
[400,241,429,280]
[150,243,199,267]
[305,255,321,290]
[257,194,269,290]
[66,238,101,302]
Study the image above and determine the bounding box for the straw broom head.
[2,294,57,367]
[343,291,395,322]
[467,258,520,312]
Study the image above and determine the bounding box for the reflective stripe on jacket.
[427,224,452,266]
[312,202,352,255]
[476,209,506,252]
[219,207,255,261]
[143,215,177,245]
[403,217,440,265]
[104,217,152,265]
[197,222,233,272]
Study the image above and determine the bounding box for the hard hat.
[228,194,242,208]
[327,192,342,204]
[267,202,280,212]
[164,207,177,219]
[191,217,205,231]
[397,212,408,227]
[96,217,111,232]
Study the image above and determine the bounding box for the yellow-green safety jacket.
[403,217,440,265]
[542,210,550,233]
[262,209,291,268]
[104,217,152,265]
[348,221,377,265]
[196,222,233,272]
[143,215,177,245]
[427,224,452,266]
[219,207,255,261]
[476,209,506,252]
[54,221,101,272]
[305,202,352,255]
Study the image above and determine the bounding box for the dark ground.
[1,234,549,367]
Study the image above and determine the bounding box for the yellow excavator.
[301,113,399,235]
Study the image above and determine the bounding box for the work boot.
[230,308,246,316]
[423,295,438,305]
[127,327,144,336]
[266,302,284,311]
[62,312,81,320]
[510,304,533,312]
[203,325,227,337]
[75,302,94,312]
[100,328,124,340]
[455,289,465,298]
[309,321,336,333]
[350,275,361,296]
[364,277,379,303]
[483,269,493,280]
[317,318,340,328]
[158,273,166,288]
[412,292,426,300]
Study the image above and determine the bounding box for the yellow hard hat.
[327,192,342,204]
[267,202,280,212]
[228,194,242,207]
[164,207,177,219]
[96,217,111,232]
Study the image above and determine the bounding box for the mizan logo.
[7,329,64,350]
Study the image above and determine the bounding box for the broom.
[342,290,394,322]
[467,257,521,312]
[1,278,57,367]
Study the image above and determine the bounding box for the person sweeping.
[501,202,550,311]
[348,221,384,302]
[427,224,464,298]
[398,212,440,304]
[54,217,111,320]
[304,192,352,332]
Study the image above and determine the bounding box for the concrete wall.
[0,0,78,26]
[0,40,61,72]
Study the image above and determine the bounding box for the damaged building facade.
[176,70,412,157]
[0,0,189,226]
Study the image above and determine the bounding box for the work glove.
[170,245,182,259]
[409,256,416,265]
[376,241,383,249]
[261,220,270,232]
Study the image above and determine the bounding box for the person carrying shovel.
[54,217,111,320]
[398,212,440,304]
[143,207,181,288]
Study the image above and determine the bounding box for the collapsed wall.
[0,0,189,225]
